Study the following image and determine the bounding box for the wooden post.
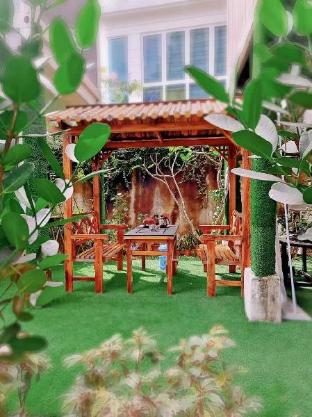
[207,240,216,296]
[141,243,146,271]
[92,159,101,230]
[63,134,74,292]
[241,150,251,273]
[117,229,124,271]
[94,239,103,293]
[167,239,174,295]
[228,146,237,273]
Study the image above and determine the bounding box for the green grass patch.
[5,257,312,417]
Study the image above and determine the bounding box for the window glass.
[143,86,163,102]
[214,26,227,76]
[166,84,186,100]
[166,31,185,81]
[189,84,209,99]
[108,37,128,82]
[190,28,209,72]
[143,34,162,83]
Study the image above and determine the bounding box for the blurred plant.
[110,192,129,225]
[0,352,50,417]
[0,0,108,375]
[101,68,141,103]
[16,353,51,417]
[63,327,261,417]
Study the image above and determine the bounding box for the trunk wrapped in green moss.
[251,159,276,277]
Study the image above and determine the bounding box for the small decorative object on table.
[159,214,170,228]
[143,214,156,228]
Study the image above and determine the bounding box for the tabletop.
[125,225,178,238]
[279,235,312,248]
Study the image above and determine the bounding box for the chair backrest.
[230,210,242,236]
[72,213,99,235]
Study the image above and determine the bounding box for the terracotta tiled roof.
[46,99,226,126]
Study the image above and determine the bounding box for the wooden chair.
[68,213,127,293]
[197,211,243,296]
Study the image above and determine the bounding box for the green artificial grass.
[6,257,312,417]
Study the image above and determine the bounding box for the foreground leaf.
[75,123,111,161]
[2,144,32,168]
[32,178,65,204]
[37,138,64,178]
[293,0,312,35]
[49,18,77,65]
[2,56,41,103]
[17,268,47,293]
[185,66,229,103]
[259,0,288,37]
[0,0,14,34]
[39,254,67,270]
[54,52,85,95]
[2,212,29,249]
[232,130,273,158]
[3,162,34,192]
[75,0,101,48]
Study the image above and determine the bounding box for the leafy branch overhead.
[0,0,110,364]
[186,0,312,208]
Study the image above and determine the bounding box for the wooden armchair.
[198,211,243,297]
[69,214,127,293]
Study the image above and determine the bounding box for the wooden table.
[124,225,178,295]
[280,235,312,285]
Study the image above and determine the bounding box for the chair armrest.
[201,234,242,242]
[99,224,128,231]
[71,234,109,241]
[199,225,230,233]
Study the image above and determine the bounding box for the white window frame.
[141,24,227,101]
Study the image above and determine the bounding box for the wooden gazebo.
[47,99,251,293]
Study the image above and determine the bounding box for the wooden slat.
[199,225,230,232]
[216,280,241,287]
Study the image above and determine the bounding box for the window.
[142,25,226,102]
[143,34,162,83]
[214,26,227,76]
[108,37,128,82]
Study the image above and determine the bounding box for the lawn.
[14,257,312,417]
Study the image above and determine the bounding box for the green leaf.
[19,36,43,59]
[2,56,40,103]
[0,0,14,34]
[49,18,77,65]
[185,66,229,103]
[17,268,46,293]
[77,169,107,182]
[232,130,273,158]
[75,0,101,48]
[242,79,262,129]
[289,91,312,109]
[0,39,12,76]
[46,214,86,228]
[2,144,32,167]
[10,335,47,357]
[17,312,34,322]
[0,323,20,344]
[37,138,64,178]
[3,162,34,193]
[75,123,111,162]
[293,0,312,35]
[271,42,306,66]
[254,43,273,64]
[39,253,67,270]
[259,0,289,37]
[277,130,298,139]
[32,178,65,204]
[0,111,28,139]
[303,187,312,204]
[2,212,29,249]
[53,52,85,95]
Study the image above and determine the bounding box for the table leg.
[167,240,174,295]
[302,247,307,272]
[141,243,146,271]
[281,242,289,281]
[126,241,133,293]
[207,240,216,297]
[173,238,177,275]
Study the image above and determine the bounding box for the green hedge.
[251,159,276,277]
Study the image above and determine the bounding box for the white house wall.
[99,0,227,102]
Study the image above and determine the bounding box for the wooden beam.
[63,134,74,292]
[228,147,237,228]
[92,160,101,231]
[66,121,222,135]
[104,137,230,150]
